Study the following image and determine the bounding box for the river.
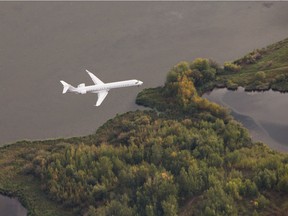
[203,87,288,152]
[0,195,27,216]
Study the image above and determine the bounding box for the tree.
[161,196,178,216]
[178,165,205,197]
[198,184,238,216]
[239,179,258,198]
[225,178,242,200]
[254,169,277,190]
[278,173,288,192]
[150,143,163,165]
[177,75,197,108]
[136,172,178,215]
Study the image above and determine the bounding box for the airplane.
[60,70,143,106]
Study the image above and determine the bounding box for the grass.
[217,37,288,91]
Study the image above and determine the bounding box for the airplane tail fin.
[60,80,75,94]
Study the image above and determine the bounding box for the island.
[1,37,288,216]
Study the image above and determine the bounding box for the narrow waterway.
[0,195,27,216]
[203,87,288,152]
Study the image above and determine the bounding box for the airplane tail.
[60,80,75,94]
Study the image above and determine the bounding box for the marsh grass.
[218,38,288,91]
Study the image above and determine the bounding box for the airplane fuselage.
[60,70,143,106]
[73,79,142,94]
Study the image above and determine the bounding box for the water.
[0,2,288,145]
[203,88,288,152]
[0,195,27,216]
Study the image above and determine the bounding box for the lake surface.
[0,195,27,216]
[0,2,288,145]
[203,88,288,152]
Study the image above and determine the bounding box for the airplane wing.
[86,69,104,85]
[96,90,109,106]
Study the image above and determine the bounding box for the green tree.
[161,195,178,216]
[199,184,238,216]
[254,169,277,190]
[178,165,205,197]
[136,172,178,215]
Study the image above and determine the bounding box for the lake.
[0,195,27,216]
[0,2,288,145]
[203,87,288,152]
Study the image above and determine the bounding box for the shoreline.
[203,86,288,152]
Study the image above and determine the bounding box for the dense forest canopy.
[0,37,288,216]
[30,55,288,215]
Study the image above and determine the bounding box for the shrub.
[255,71,266,81]
[224,62,241,73]
[234,49,263,65]
[190,58,210,71]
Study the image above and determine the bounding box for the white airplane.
[60,70,143,106]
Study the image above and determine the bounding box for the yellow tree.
[177,75,197,108]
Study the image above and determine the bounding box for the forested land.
[1,38,288,216]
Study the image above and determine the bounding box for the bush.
[256,194,270,209]
[224,62,241,73]
[226,80,238,90]
[190,58,210,71]
[234,49,263,65]
[166,70,178,83]
[255,71,266,81]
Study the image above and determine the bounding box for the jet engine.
[78,83,85,88]
[77,83,86,94]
